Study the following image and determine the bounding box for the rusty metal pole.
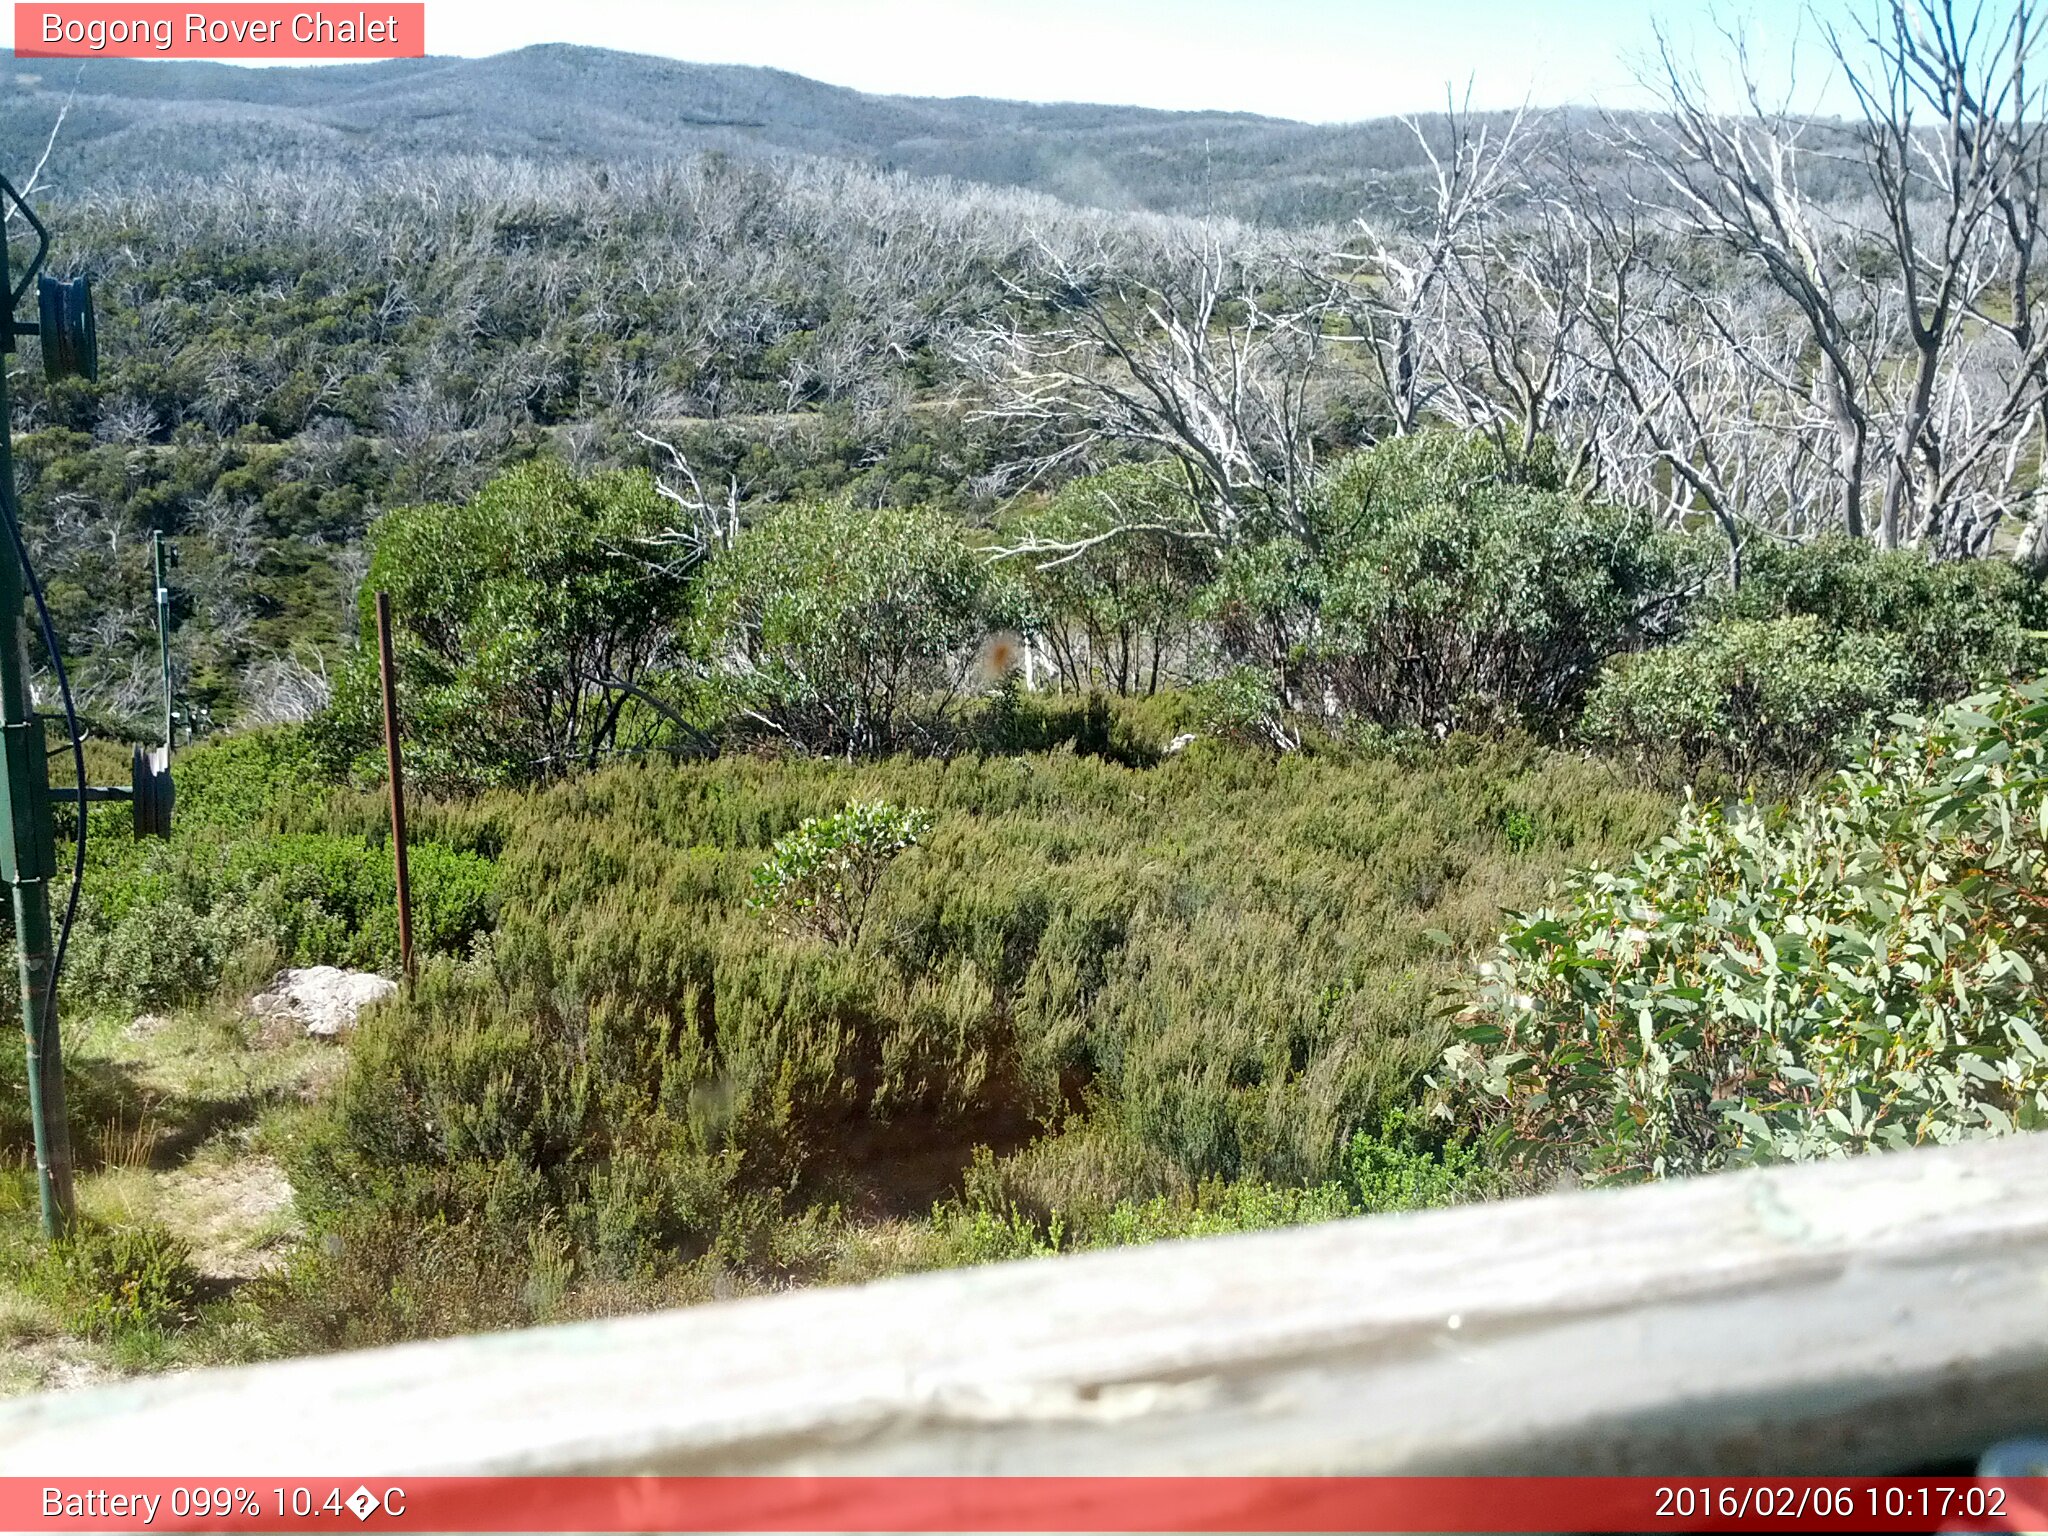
[374,592,415,990]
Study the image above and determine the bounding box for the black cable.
[0,495,85,1021]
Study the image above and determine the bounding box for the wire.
[0,493,85,1021]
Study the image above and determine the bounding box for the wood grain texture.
[4,1133,2047,1476]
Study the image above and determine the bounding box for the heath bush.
[1581,616,1908,786]
[1439,681,2048,1182]
[696,499,991,755]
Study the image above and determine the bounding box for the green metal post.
[154,531,171,751]
[0,218,72,1237]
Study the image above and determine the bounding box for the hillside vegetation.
[2,425,2041,1369]
[7,2,2048,1385]
[0,711,1664,1362]
[1,45,1581,224]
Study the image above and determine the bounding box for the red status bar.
[7,1477,2048,1533]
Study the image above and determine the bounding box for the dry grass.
[0,993,341,1396]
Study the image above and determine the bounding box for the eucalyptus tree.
[1619,0,2048,560]
[964,225,1333,556]
[1327,93,1535,439]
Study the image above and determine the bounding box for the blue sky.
[3,1,1847,121]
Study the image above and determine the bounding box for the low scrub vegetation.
[64,732,495,1013]
[242,719,1661,1348]
[13,428,2048,1372]
[1441,682,2048,1180]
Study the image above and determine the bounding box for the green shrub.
[1500,808,1538,853]
[248,1198,584,1353]
[999,467,1212,697]
[71,828,496,1010]
[924,1167,1355,1265]
[1080,1179,1358,1246]
[696,499,991,755]
[164,729,325,831]
[1200,536,1324,709]
[917,1114,1482,1266]
[17,1221,200,1339]
[1438,681,2048,1182]
[65,728,496,1010]
[1313,435,1688,733]
[1714,535,2048,705]
[280,737,1670,1335]
[1342,1106,1486,1213]
[1581,616,1907,785]
[1194,665,1294,751]
[1204,433,1690,736]
[748,801,934,947]
[969,678,1170,763]
[326,459,702,790]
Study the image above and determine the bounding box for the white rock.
[1165,732,1200,755]
[250,966,398,1039]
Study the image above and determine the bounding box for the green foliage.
[1501,808,1538,853]
[1193,666,1294,751]
[1342,1105,1487,1213]
[327,460,702,789]
[1309,433,1688,732]
[274,736,1666,1340]
[14,1221,201,1340]
[696,499,992,755]
[1438,681,2048,1182]
[1581,617,1907,786]
[66,727,495,1011]
[4,159,1048,737]
[162,728,325,830]
[1582,534,2048,786]
[70,832,495,1011]
[1200,434,1689,736]
[1716,535,2048,705]
[748,801,935,947]
[967,683,1184,765]
[915,1106,1482,1269]
[999,467,1212,696]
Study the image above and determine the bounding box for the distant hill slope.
[0,42,1545,224]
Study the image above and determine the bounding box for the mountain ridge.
[0,41,1502,223]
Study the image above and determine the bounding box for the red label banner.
[14,5,425,58]
[3,1477,2048,1533]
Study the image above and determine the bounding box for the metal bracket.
[0,718,53,883]
[48,746,171,838]
[0,174,50,312]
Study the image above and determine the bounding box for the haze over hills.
[0,42,1552,223]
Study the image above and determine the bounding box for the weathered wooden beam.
[4,1133,2047,1476]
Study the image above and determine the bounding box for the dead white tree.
[3,88,72,221]
[1623,25,1888,543]
[1433,184,1620,481]
[1828,0,2048,553]
[635,430,743,576]
[1330,92,1535,438]
[1616,2,2048,562]
[963,230,1329,553]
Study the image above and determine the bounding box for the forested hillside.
[1,44,1571,223]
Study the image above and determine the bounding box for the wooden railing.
[2,1132,2046,1476]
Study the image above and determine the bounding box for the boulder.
[250,966,397,1039]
